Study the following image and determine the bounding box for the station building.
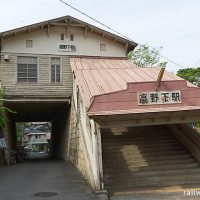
[1,15,200,196]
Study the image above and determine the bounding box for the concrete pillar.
[96,124,104,191]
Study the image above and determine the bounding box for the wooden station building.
[1,15,200,197]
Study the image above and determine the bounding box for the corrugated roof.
[70,57,186,109]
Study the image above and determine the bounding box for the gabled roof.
[0,15,137,52]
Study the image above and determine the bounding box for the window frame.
[100,43,106,51]
[50,57,61,83]
[17,56,38,83]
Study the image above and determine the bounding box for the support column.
[96,124,108,200]
[2,112,12,165]
[96,124,104,190]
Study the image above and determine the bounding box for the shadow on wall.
[51,105,71,160]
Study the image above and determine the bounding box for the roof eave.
[0,15,137,51]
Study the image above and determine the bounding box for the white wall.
[2,26,126,57]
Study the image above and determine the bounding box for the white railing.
[29,138,48,144]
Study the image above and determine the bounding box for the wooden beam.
[70,24,86,27]
[0,37,3,50]
[113,38,117,42]
[65,25,68,37]
[47,25,50,37]
[90,28,93,32]
[125,43,129,51]
[50,22,68,26]
[155,67,165,91]
[84,27,87,38]
[65,19,72,24]
[97,114,200,128]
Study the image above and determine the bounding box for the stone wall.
[68,97,96,190]
[0,54,73,98]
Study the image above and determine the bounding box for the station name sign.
[138,90,181,105]
[59,44,76,52]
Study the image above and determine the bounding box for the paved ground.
[110,192,199,200]
[1,152,199,200]
[109,188,200,200]
[0,154,98,200]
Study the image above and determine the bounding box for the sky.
[0,0,200,72]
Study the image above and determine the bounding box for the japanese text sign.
[138,91,181,105]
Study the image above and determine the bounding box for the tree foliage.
[128,44,167,68]
[0,89,6,128]
[177,67,200,87]
[0,89,15,129]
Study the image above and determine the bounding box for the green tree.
[0,89,6,129]
[0,89,16,129]
[177,67,200,87]
[128,44,167,68]
[177,67,200,131]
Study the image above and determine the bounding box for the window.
[26,40,33,48]
[70,34,74,41]
[61,33,64,40]
[51,58,60,83]
[100,43,106,51]
[17,57,37,82]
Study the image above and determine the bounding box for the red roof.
[70,57,200,116]
[71,58,184,105]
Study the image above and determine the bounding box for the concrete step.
[106,173,200,189]
[102,138,177,146]
[104,162,200,173]
[102,125,200,192]
[102,144,185,152]
[103,148,188,157]
[104,157,196,168]
[103,153,192,162]
[102,133,172,140]
[106,168,200,178]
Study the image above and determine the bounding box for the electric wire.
[58,0,185,69]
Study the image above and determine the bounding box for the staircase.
[101,125,200,193]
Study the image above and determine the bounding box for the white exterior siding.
[2,26,126,57]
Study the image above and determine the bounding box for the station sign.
[59,44,76,52]
[138,90,181,105]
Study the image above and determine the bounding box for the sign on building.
[138,90,181,105]
[59,44,76,52]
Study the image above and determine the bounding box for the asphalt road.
[0,154,98,200]
[1,152,197,200]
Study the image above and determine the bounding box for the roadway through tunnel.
[3,98,71,162]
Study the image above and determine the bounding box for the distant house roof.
[0,15,137,53]
[24,128,45,135]
[35,125,49,131]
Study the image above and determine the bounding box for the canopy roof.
[71,57,200,119]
